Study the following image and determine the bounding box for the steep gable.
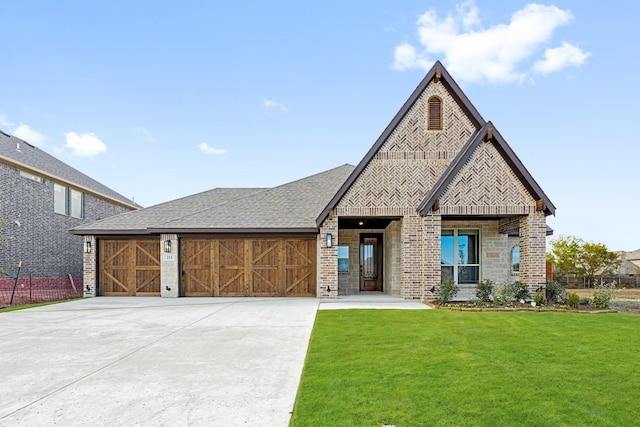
[418,123,555,216]
[318,61,484,224]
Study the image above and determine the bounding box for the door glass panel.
[362,238,377,279]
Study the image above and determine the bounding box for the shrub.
[439,276,459,305]
[545,281,566,304]
[512,281,531,301]
[476,279,494,302]
[566,292,580,309]
[590,282,615,309]
[534,291,546,307]
[493,281,516,306]
[579,297,591,305]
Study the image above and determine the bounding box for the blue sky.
[1,1,638,251]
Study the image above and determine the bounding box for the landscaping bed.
[432,301,616,313]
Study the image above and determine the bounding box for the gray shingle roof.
[71,164,355,235]
[0,129,138,208]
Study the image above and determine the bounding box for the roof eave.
[146,227,320,234]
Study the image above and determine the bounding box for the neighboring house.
[0,130,139,284]
[616,249,640,276]
[72,61,555,300]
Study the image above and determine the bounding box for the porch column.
[401,214,423,299]
[160,234,179,297]
[318,216,338,298]
[423,213,441,301]
[83,235,97,297]
[519,212,547,293]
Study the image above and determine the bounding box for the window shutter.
[428,96,442,130]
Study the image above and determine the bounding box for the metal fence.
[0,276,84,307]
[554,276,640,288]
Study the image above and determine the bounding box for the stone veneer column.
[519,212,547,293]
[401,214,423,299]
[318,217,338,298]
[423,213,441,301]
[160,234,179,298]
[83,235,97,297]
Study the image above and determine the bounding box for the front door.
[360,233,383,292]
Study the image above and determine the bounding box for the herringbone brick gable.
[438,141,535,214]
[337,81,479,212]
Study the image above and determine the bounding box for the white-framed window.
[511,246,520,275]
[54,183,68,215]
[337,246,349,273]
[20,170,43,183]
[70,189,84,219]
[441,229,480,284]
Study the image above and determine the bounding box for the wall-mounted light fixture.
[326,233,332,248]
[84,241,92,254]
[164,239,172,253]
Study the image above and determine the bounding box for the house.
[616,249,640,276]
[72,61,555,300]
[0,130,139,287]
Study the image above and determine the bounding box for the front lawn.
[290,310,640,426]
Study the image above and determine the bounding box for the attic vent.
[428,96,443,130]
[16,142,21,152]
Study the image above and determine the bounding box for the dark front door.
[360,233,383,292]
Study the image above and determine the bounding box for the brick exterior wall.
[519,212,547,292]
[318,217,338,297]
[401,214,423,299]
[423,213,441,300]
[0,162,132,281]
[160,234,179,298]
[83,235,97,297]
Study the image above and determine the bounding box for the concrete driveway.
[0,297,319,426]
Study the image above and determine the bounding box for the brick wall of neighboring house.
[0,161,133,280]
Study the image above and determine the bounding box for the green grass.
[0,298,82,312]
[290,310,640,427]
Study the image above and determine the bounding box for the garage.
[98,239,161,296]
[180,238,316,297]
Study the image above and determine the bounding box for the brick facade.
[318,217,338,297]
[0,161,132,281]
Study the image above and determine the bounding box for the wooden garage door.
[99,239,161,296]
[181,238,316,297]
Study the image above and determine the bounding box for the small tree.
[548,235,582,276]
[576,242,621,287]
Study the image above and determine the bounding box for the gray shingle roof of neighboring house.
[71,164,356,235]
[0,129,139,209]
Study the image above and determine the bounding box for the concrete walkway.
[0,295,428,426]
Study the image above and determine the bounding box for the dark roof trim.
[417,122,556,216]
[69,228,151,235]
[146,227,320,234]
[316,60,485,226]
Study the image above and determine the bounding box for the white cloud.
[13,124,46,147]
[0,113,14,127]
[64,131,107,157]
[198,142,227,155]
[263,98,288,112]
[393,1,590,83]
[533,41,591,74]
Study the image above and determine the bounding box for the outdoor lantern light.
[164,239,172,253]
[326,233,332,248]
[84,241,92,254]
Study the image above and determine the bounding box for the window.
[428,96,443,130]
[511,246,520,274]
[70,189,84,219]
[441,229,479,284]
[54,183,68,215]
[20,170,43,183]
[54,184,84,218]
[337,246,349,273]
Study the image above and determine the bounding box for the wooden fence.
[553,276,640,288]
